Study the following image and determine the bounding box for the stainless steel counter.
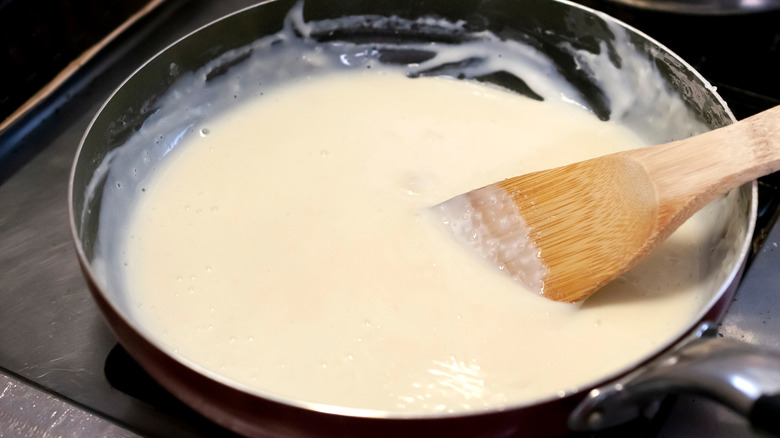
[0,1,778,436]
[0,372,140,437]
[0,2,258,436]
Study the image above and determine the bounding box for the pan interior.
[72,0,752,419]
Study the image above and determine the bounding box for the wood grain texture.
[471,105,780,302]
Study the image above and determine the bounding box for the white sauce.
[86,5,736,416]
[122,71,713,413]
[435,185,547,292]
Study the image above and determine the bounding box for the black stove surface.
[576,1,780,117]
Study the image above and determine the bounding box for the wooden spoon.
[435,105,780,303]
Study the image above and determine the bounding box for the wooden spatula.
[436,105,780,303]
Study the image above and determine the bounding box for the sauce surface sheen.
[123,71,712,413]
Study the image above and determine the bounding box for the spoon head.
[440,154,660,303]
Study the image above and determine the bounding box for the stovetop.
[0,1,778,437]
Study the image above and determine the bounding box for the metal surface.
[0,0,778,437]
[0,372,140,437]
[570,322,780,431]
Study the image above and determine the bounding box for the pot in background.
[600,0,780,14]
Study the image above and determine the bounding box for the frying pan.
[69,0,780,436]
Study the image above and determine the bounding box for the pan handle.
[568,322,780,436]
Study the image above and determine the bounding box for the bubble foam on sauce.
[434,186,547,293]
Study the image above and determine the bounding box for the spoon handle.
[628,105,780,228]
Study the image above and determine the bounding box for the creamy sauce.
[82,4,743,416]
[121,71,714,413]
